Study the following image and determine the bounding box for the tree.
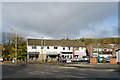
[102,40,109,44]
[2,32,27,61]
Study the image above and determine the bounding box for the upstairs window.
[104,49,107,51]
[32,46,36,49]
[47,47,50,49]
[41,46,44,49]
[68,47,70,50]
[63,47,65,50]
[54,47,57,49]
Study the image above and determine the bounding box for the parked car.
[60,58,67,62]
[66,59,72,63]
[98,57,103,63]
[72,57,80,62]
[82,56,90,62]
[106,56,116,62]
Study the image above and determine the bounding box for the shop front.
[73,52,86,60]
[46,51,59,61]
[27,52,39,60]
[61,52,73,60]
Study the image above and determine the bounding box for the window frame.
[32,46,37,49]
[47,46,49,49]
[63,47,65,50]
[54,47,58,49]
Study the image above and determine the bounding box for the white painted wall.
[99,54,112,58]
[27,46,86,55]
[93,48,112,52]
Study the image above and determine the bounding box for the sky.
[2,2,118,39]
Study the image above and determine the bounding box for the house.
[86,43,112,58]
[27,39,86,61]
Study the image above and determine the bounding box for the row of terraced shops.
[27,39,87,62]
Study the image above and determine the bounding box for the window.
[54,47,57,49]
[82,47,83,49]
[63,47,65,50]
[98,49,99,51]
[41,47,44,49]
[32,46,36,49]
[47,47,49,49]
[104,49,107,51]
[68,47,70,50]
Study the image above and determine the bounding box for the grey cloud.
[2,2,118,39]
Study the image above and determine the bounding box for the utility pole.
[15,30,17,63]
[11,28,17,63]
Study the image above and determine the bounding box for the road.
[1,62,119,79]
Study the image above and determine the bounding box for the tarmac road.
[1,62,120,79]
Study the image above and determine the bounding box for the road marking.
[66,75,85,78]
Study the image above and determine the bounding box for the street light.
[11,28,17,63]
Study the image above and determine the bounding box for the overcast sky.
[2,2,118,39]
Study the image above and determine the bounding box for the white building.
[27,39,86,61]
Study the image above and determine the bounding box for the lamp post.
[11,28,17,63]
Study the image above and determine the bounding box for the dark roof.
[28,39,85,47]
[88,43,112,48]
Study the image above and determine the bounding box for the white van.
[0,57,3,62]
[116,50,120,64]
[0,55,3,62]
